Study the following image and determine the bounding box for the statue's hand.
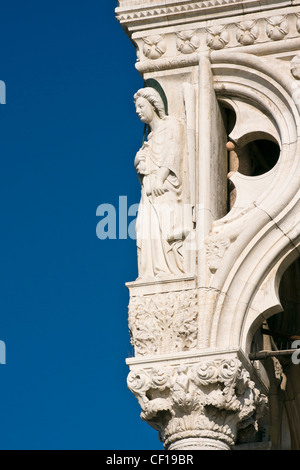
[137,162,147,174]
[135,150,148,175]
[134,150,146,167]
[152,178,165,197]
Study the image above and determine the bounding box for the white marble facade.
[116,0,300,450]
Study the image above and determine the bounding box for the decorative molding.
[135,52,199,73]
[134,13,300,73]
[128,289,198,356]
[116,0,298,27]
[116,0,241,22]
[127,358,268,449]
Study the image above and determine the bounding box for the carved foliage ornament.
[127,359,268,448]
[128,289,198,356]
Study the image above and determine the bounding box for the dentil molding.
[116,0,300,30]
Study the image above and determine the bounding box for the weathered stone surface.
[127,356,268,449]
[117,0,300,450]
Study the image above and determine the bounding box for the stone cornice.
[116,0,300,32]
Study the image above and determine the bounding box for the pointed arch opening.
[249,256,300,450]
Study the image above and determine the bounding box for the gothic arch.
[242,244,300,353]
[203,51,300,351]
[244,251,300,450]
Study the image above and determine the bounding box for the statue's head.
[134,87,166,124]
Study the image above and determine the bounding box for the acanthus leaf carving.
[127,359,268,449]
[128,289,198,357]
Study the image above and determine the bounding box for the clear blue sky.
[0,0,163,450]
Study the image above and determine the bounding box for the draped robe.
[135,116,190,278]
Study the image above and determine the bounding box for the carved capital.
[127,358,267,449]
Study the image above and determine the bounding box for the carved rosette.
[176,30,200,54]
[206,25,229,50]
[128,289,198,356]
[236,20,259,45]
[266,15,289,41]
[127,359,268,449]
[142,35,167,59]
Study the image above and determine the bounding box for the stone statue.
[134,86,191,279]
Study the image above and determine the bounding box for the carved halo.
[143,78,168,116]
